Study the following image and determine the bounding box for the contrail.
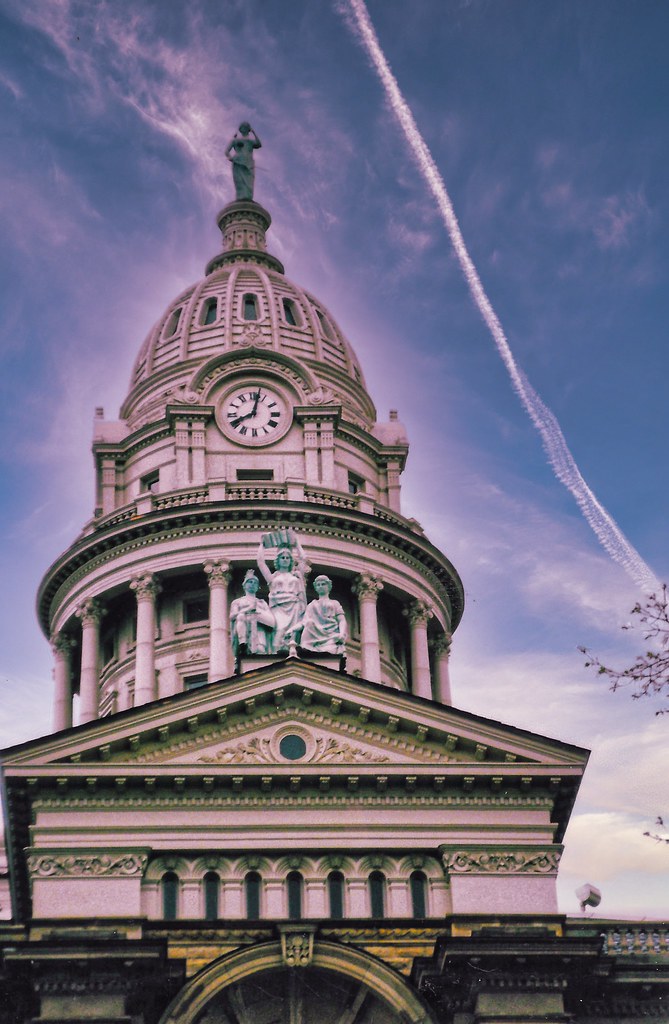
[340,0,658,593]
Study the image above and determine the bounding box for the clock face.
[220,384,289,445]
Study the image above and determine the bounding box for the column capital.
[50,632,77,657]
[404,599,433,628]
[352,573,384,601]
[204,560,232,586]
[430,632,452,657]
[130,573,162,601]
[76,598,104,627]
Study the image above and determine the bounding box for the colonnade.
[50,567,453,730]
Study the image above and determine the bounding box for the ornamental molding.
[33,791,554,812]
[51,632,77,656]
[27,851,149,879]
[351,572,384,600]
[441,848,562,875]
[41,508,460,637]
[280,924,317,967]
[195,354,314,399]
[198,734,391,765]
[129,573,162,601]
[36,974,135,996]
[430,633,452,657]
[203,559,232,586]
[404,599,434,628]
[112,701,445,766]
[76,597,104,627]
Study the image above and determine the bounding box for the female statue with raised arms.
[256,529,308,653]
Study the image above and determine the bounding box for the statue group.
[229,530,347,663]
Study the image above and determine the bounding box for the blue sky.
[0,0,667,918]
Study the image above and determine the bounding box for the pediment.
[0,660,588,776]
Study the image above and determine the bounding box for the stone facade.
[1,195,667,1023]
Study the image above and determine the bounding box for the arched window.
[287,871,303,920]
[368,871,385,919]
[165,308,182,337]
[204,871,220,921]
[201,298,217,325]
[282,298,299,326]
[243,293,258,321]
[410,871,427,919]
[316,309,334,339]
[245,871,261,920]
[327,871,344,920]
[162,871,178,920]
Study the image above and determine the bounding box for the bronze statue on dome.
[225,122,262,201]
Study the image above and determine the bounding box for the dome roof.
[122,201,375,430]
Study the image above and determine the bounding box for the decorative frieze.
[441,848,562,875]
[27,851,148,878]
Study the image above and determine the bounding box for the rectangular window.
[184,673,208,691]
[348,473,365,495]
[243,293,258,320]
[201,298,217,325]
[183,597,209,624]
[282,298,299,326]
[236,469,275,482]
[140,470,160,494]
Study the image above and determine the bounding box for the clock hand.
[251,389,261,416]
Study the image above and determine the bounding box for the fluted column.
[352,574,383,683]
[405,599,433,700]
[76,599,103,724]
[130,573,161,707]
[432,632,453,705]
[204,559,232,681]
[51,632,75,731]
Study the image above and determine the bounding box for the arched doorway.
[159,938,435,1024]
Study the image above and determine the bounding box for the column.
[352,573,383,683]
[432,632,453,705]
[204,560,232,681]
[385,458,402,513]
[51,632,75,731]
[405,599,433,700]
[302,420,319,485]
[76,598,103,725]
[100,456,117,516]
[130,573,161,707]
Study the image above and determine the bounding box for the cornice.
[37,501,464,635]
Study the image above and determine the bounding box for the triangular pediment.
[0,660,588,776]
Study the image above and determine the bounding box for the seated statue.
[298,575,347,655]
[229,570,275,659]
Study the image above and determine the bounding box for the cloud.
[593,191,651,251]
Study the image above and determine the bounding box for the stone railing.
[92,482,417,534]
[602,924,669,956]
[566,922,669,957]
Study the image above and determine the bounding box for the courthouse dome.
[122,200,375,430]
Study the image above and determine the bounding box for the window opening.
[204,872,220,921]
[287,871,303,920]
[140,470,159,494]
[316,309,334,339]
[184,673,208,691]
[183,596,209,624]
[101,632,115,665]
[162,871,178,920]
[236,469,275,482]
[328,871,344,920]
[348,473,365,495]
[245,871,261,920]
[201,298,217,325]
[165,308,182,337]
[368,871,385,918]
[410,871,427,918]
[243,293,258,321]
[282,298,299,326]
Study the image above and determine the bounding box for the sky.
[0,0,667,920]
